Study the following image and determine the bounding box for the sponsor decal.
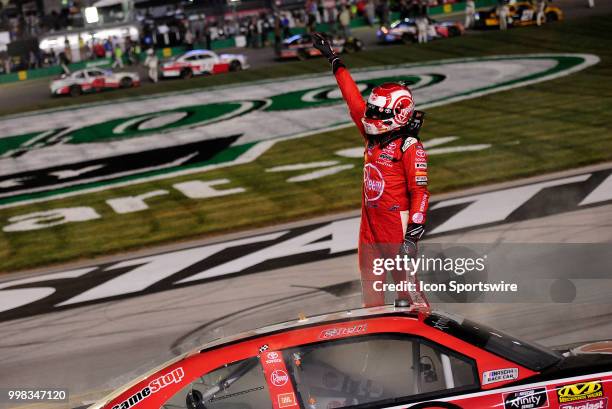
[557,381,604,404]
[319,324,368,340]
[482,368,518,385]
[416,181,428,186]
[111,367,184,409]
[402,137,418,152]
[278,393,298,408]
[503,388,549,409]
[416,162,427,169]
[415,171,428,176]
[266,352,283,364]
[0,54,598,208]
[416,176,428,181]
[419,195,428,212]
[560,398,607,409]
[415,149,426,158]
[260,349,297,409]
[379,153,394,161]
[412,212,424,224]
[270,370,289,387]
[364,163,385,201]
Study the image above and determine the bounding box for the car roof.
[183,49,212,56]
[197,304,423,353]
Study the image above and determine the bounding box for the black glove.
[312,32,345,73]
[399,224,425,258]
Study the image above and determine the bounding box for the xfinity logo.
[504,388,549,409]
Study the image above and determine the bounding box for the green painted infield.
[1,14,611,273]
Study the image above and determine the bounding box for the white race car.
[160,49,249,79]
[50,68,140,97]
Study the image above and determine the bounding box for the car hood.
[533,340,612,380]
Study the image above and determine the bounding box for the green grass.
[1,14,611,272]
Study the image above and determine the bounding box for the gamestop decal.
[111,367,184,409]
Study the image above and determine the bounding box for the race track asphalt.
[1,163,611,409]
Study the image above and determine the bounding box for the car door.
[281,334,480,408]
[73,71,89,90]
[87,69,106,89]
[197,52,215,74]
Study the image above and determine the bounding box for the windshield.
[424,312,562,371]
[161,357,271,408]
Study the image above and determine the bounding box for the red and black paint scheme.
[88,306,612,409]
[50,68,140,97]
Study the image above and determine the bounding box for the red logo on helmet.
[393,95,414,125]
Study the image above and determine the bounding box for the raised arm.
[312,33,366,138]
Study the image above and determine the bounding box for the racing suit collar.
[368,127,417,148]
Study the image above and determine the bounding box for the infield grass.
[1,14,611,272]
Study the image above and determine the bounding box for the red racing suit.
[334,66,430,307]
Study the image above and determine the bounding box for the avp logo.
[557,381,603,403]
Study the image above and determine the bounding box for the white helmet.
[362,83,415,136]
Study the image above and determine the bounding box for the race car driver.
[312,33,430,307]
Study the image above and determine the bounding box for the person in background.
[58,50,70,74]
[365,0,376,26]
[28,49,39,69]
[104,38,113,59]
[63,38,72,65]
[324,0,337,33]
[112,44,124,68]
[306,0,318,32]
[93,40,105,59]
[536,0,546,26]
[588,0,594,8]
[205,23,212,50]
[338,5,352,39]
[184,27,194,50]
[416,14,428,43]
[498,0,509,30]
[380,0,390,27]
[465,0,476,29]
[144,48,158,83]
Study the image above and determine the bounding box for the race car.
[377,17,464,44]
[160,49,249,79]
[50,68,140,97]
[473,2,563,29]
[87,304,612,409]
[278,33,364,60]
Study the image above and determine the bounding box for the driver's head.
[362,82,414,137]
